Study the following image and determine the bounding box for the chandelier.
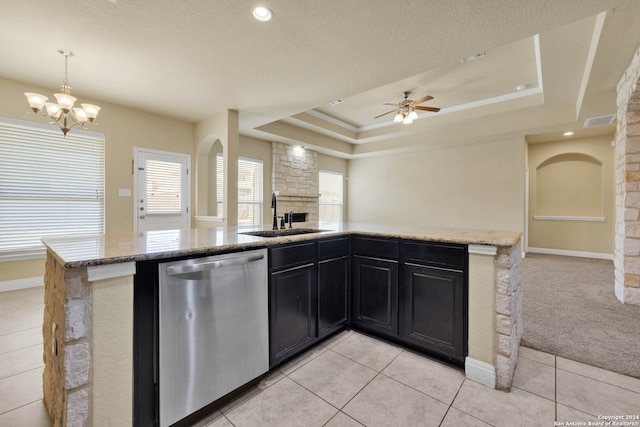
[24,49,101,137]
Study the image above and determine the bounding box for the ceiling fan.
[374,91,441,124]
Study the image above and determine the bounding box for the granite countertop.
[42,222,522,268]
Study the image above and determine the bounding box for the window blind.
[319,171,343,223]
[145,159,182,214]
[0,118,105,260]
[238,157,263,226]
[216,153,223,217]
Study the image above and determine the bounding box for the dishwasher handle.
[166,253,264,276]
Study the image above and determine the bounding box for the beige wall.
[527,135,615,255]
[347,136,526,232]
[0,76,194,282]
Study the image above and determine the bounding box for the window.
[216,153,223,217]
[319,171,343,223]
[0,117,105,260]
[238,158,263,226]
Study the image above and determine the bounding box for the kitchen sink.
[240,228,328,238]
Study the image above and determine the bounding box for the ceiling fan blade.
[412,95,434,105]
[373,109,397,119]
[414,106,441,112]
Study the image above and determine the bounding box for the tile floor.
[2,286,640,427]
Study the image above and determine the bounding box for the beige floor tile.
[0,327,42,355]
[0,367,44,415]
[343,374,449,427]
[278,343,329,376]
[225,377,337,427]
[452,379,555,427]
[219,372,284,415]
[289,350,377,408]
[440,407,492,427]
[556,403,603,424]
[512,357,555,400]
[0,400,50,427]
[0,344,44,380]
[202,414,234,427]
[321,329,355,349]
[556,369,640,417]
[557,356,640,394]
[518,346,555,367]
[381,350,464,404]
[324,411,364,427]
[330,333,402,372]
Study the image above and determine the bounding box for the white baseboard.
[465,357,496,389]
[0,276,44,293]
[526,247,614,261]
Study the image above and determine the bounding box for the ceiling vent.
[583,114,615,128]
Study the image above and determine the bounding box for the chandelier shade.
[24,49,101,136]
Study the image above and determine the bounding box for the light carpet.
[520,253,640,379]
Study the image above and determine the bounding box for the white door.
[135,148,190,232]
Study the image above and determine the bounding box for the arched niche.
[535,152,603,216]
[196,135,224,218]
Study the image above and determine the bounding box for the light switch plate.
[119,188,132,197]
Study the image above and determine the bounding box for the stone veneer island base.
[41,224,522,426]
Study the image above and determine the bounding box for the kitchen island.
[42,223,522,427]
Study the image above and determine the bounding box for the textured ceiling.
[1,1,639,156]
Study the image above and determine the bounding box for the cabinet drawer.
[352,236,398,259]
[318,237,350,260]
[269,242,316,270]
[401,241,466,268]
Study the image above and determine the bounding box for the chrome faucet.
[271,193,278,230]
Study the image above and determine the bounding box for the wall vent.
[584,114,615,128]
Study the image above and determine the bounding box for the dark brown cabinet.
[269,236,467,368]
[269,242,317,368]
[352,255,398,337]
[351,237,399,338]
[351,236,467,365]
[318,237,350,338]
[399,240,467,365]
[401,263,465,364]
[269,238,351,367]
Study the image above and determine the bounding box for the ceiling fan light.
[408,110,418,120]
[402,117,413,125]
[54,93,77,112]
[24,92,48,113]
[393,113,403,123]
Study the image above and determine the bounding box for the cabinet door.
[401,263,465,364]
[352,255,398,337]
[318,255,349,338]
[269,263,317,367]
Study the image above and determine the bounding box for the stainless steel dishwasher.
[158,249,268,427]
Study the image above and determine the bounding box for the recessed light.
[329,99,344,106]
[563,131,574,136]
[516,84,527,91]
[253,6,273,21]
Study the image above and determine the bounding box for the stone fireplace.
[271,142,319,222]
